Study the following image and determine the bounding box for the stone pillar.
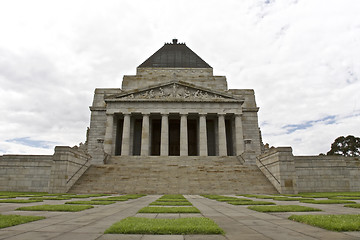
[180,114,188,156]
[235,114,245,155]
[218,114,227,156]
[160,114,169,156]
[199,114,208,156]
[103,114,114,155]
[121,114,131,156]
[141,114,150,156]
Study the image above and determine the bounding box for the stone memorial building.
[87,39,261,164]
[1,39,359,194]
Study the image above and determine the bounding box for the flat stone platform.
[1,195,360,240]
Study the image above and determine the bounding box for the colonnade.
[104,113,245,157]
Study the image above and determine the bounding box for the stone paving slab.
[1,194,360,239]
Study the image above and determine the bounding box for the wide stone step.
[69,156,278,194]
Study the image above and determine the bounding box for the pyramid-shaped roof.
[138,39,212,68]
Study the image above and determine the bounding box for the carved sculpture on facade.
[121,83,225,100]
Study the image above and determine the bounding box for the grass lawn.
[65,201,116,205]
[150,201,192,206]
[344,204,360,208]
[248,205,321,212]
[138,206,200,213]
[67,194,110,198]
[29,197,71,201]
[153,199,189,202]
[239,194,274,199]
[228,201,275,205]
[158,195,186,200]
[104,217,224,235]
[93,197,128,201]
[272,197,311,201]
[16,204,94,212]
[328,196,360,200]
[291,192,360,198]
[0,199,43,203]
[289,214,360,231]
[94,194,146,201]
[300,199,356,204]
[0,214,46,229]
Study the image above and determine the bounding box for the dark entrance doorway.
[132,118,142,156]
[168,119,180,156]
[151,119,161,155]
[187,119,198,156]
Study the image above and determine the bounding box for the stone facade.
[87,40,262,165]
[257,147,360,194]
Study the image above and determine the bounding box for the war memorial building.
[1,39,360,194]
[88,39,261,164]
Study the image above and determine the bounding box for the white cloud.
[0,0,359,155]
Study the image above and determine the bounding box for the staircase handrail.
[256,156,280,185]
[66,158,91,184]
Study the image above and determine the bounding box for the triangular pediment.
[105,81,242,103]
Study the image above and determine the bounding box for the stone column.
[141,114,150,156]
[103,114,114,155]
[160,114,169,156]
[235,114,245,155]
[121,114,131,156]
[199,114,208,156]
[218,114,227,156]
[180,114,188,156]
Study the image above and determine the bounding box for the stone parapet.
[49,146,91,193]
[0,154,53,192]
[257,147,298,194]
[257,147,360,193]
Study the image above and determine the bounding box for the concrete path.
[0,195,360,240]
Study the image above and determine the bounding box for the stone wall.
[257,147,360,193]
[0,146,91,193]
[49,146,92,193]
[0,155,53,192]
[256,147,298,194]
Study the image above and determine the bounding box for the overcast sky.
[0,0,359,156]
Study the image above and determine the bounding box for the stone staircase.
[68,156,278,194]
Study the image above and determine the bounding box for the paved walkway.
[0,195,360,240]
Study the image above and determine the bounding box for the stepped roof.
[138,39,211,68]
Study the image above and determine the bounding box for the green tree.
[327,135,360,157]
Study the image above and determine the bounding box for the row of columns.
[105,113,244,157]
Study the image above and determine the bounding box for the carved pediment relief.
[107,82,240,102]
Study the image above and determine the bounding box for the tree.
[327,135,360,157]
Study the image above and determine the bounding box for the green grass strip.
[158,195,186,200]
[289,214,360,231]
[344,204,360,208]
[248,205,321,212]
[0,199,43,203]
[65,201,115,205]
[272,197,312,201]
[93,197,128,201]
[138,206,200,213]
[0,214,46,229]
[149,201,192,206]
[153,199,189,202]
[16,204,93,212]
[300,199,355,204]
[29,197,71,201]
[104,217,224,235]
[228,201,275,205]
[295,192,360,198]
[67,194,110,198]
[328,196,360,200]
[239,194,274,199]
